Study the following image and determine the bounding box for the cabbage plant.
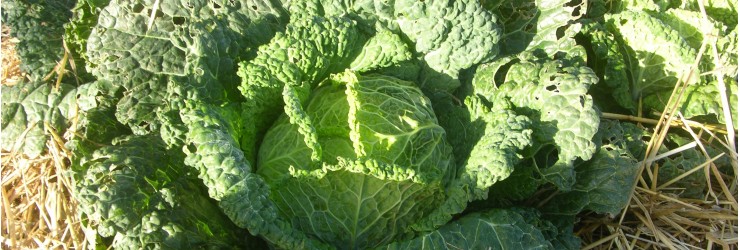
[2,0,735,248]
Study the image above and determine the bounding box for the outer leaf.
[412,93,533,232]
[237,14,365,160]
[349,28,413,73]
[340,0,502,92]
[280,0,502,93]
[483,0,585,56]
[584,8,735,114]
[179,100,332,249]
[643,80,738,124]
[434,94,533,199]
[1,81,80,157]
[1,0,75,80]
[585,0,666,17]
[686,0,738,29]
[71,135,253,249]
[393,0,501,92]
[542,135,640,216]
[381,209,552,250]
[85,0,285,135]
[506,122,643,249]
[649,9,725,49]
[652,135,732,198]
[373,60,423,82]
[393,1,501,91]
[473,52,600,190]
[485,165,542,203]
[604,10,699,102]
[716,27,738,78]
[655,149,710,199]
[592,119,651,160]
[578,22,635,112]
[64,0,112,81]
[648,8,736,81]
[63,80,130,166]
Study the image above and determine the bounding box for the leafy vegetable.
[382,209,553,250]
[257,72,453,248]
[2,0,735,248]
[72,135,253,249]
[541,120,641,217]
[472,52,600,190]
[579,0,738,124]
[1,0,76,80]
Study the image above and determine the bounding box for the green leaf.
[473,52,600,190]
[643,79,738,124]
[85,0,285,134]
[340,0,502,92]
[434,94,533,199]
[583,8,735,115]
[1,81,81,157]
[604,10,699,104]
[72,135,254,249]
[579,22,635,112]
[416,92,534,231]
[349,28,413,73]
[381,209,553,250]
[395,0,502,92]
[542,126,640,216]
[484,0,585,57]
[651,134,732,198]
[64,0,112,81]
[1,0,75,80]
[180,100,332,249]
[256,72,454,248]
[237,14,366,160]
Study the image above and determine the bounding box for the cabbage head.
[0,0,659,249]
[257,72,454,248]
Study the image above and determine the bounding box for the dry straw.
[1,26,87,249]
[578,2,738,249]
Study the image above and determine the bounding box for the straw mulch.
[0,21,737,249]
[577,33,739,249]
[1,26,22,86]
[1,26,87,249]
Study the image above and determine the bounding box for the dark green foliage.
[2,0,76,80]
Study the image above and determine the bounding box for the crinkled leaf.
[643,80,738,125]
[349,28,413,72]
[257,72,453,248]
[237,14,365,160]
[85,0,285,135]
[483,0,585,56]
[1,81,80,157]
[716,27,738,78]
[473,52,600,190]
[651,134,732,198]
[343,0,502,92]
[1,0,75,80]
[63,0,113,81]
[179,100,332,249]
[542,120,641,216]
[578,22,636,112]
[434,94,533,199]
[415,85,533,231]
[71,134,254,249]
[583,8,735,114]
[603,10,699,105]
[381,209,552,250]
[392,0,501,92]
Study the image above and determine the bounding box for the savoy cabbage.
[1,0,736,249]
